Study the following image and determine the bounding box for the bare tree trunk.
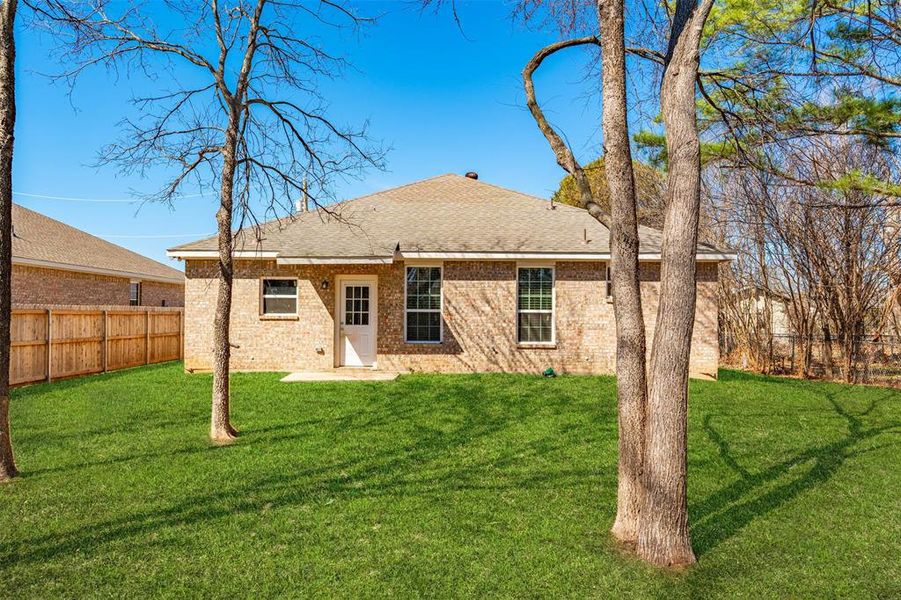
[638,0,713,569]
[796,330,810,378]
[842,332,854,383]
[597,0,647,545]
[0,0,17,482]
[210,115,239,443]
[823,324,835,379]
[35,0,382,443]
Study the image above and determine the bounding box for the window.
[344,285,370,325]
[261,279,297,315]
[129,282,141,306]
[405,266,441,343]
[605,265,613,299]
[517,267,554,344]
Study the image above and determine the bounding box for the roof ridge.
[457,176,549,203]
[339,173,458,204]
[454,176,606,218]
[306,173,459,215]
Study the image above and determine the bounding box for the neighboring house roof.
[169,174,734,263]
[13,204,184,284]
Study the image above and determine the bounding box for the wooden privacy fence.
[9,306,184,386]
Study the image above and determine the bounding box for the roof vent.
[465,171,478,180]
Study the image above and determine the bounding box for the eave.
[167,249,736,263]
[13,256,184,285]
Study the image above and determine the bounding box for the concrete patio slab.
[280,371,403,382]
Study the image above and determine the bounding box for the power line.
[13,192,215,238]
[96,233,214,239]
[13,191,212,203]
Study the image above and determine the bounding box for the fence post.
[145,310,151,365]
[102,310,108,373]
[179,309,184,361]
[46,308,52,383]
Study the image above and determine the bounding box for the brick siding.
[141,280,186,307]
[12,264,184,307]
[184,259,719,378]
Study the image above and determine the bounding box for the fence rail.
[722,332,901,386]
[9,306,184,387]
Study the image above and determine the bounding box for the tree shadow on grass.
[691,388,900,557]
[21,442,223,477]
[1,377,614,569]
[11,362,190,399]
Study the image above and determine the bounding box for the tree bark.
[521,24,651,549]
[597,0,647,545]
[210,107,239,443]
[522,36,610,225]
[0,0,17,481]
[823,324,835,378]
[638,0,713,569]
[208,0,263,443]
[842,335,853,383]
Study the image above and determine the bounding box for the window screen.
[517,267,554,343]
[405,266,441,342]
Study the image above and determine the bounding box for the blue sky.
[13,1,643,268]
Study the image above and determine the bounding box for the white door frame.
[334,274,378,368]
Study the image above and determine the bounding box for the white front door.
[339,281,376,367]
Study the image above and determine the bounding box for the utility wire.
[13,191,211,203]
[14,191,215,238]
[96,233,214,239]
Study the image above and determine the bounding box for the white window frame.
[129,280,142,307]
[404,263,443,344]
[516,263,556,346]
[260,277,299,317]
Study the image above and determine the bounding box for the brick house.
[169,174,732,378]
[12,204,184,307]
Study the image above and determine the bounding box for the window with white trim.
[517,267,554,343]
[344,284,370,325]
[405,266,441,343]
[261,279,298,315]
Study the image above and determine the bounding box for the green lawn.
[1,364,899,598]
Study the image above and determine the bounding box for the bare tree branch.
[522,35,609,225]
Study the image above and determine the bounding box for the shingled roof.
[169,174,731,262]
[13,204,184,284]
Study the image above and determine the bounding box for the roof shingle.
[13,204,184,283]
[170,174,727,259]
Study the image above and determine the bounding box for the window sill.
[405,340,442,345]
[259,314,299,321]
[518,343,557,350]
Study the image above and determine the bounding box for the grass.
[1,363,899,598]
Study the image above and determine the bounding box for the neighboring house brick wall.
[141,280,186,307]
[12,264,184,307]
[183,259,719,378]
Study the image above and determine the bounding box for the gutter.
[167,250,735,263]
[166,250,279,260]
[397,251,736,262]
